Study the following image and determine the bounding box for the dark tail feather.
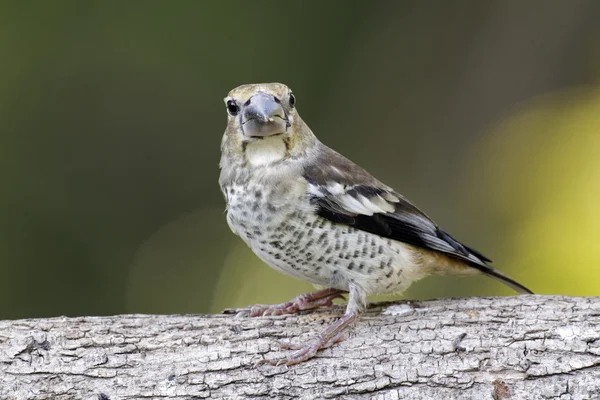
[474,265,533,294]
[434,228,532,294]
[463,244,492,263]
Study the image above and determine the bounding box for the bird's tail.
[436,230,533,294]
[475,266,533,294]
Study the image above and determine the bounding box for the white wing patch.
[326,182,346,195]
[381,192,400,203]
[308,182,399,216]
[359,195,396,213]
[339,194,373,215]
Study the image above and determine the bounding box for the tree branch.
[1,296,599,399]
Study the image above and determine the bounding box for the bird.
[218,82,532,366]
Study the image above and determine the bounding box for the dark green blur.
[2,1,599,320]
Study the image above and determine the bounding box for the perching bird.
[219,82,532,366]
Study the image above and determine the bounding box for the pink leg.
[270,313,357,366]
[249,288,346,317]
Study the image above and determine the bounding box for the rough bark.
[0,296,598,400]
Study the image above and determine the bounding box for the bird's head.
[221,83,316,168]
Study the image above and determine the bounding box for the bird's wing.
[301,144,532,294]
[302,145,491,266]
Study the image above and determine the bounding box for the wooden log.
[1,296,599,399]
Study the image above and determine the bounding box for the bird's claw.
[244,289,347,317]
[267,336,334,366]
[250,302,296,317]
[267,315,355,366]
[276,340,303,350]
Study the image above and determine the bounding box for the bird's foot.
[268,313,357,366]
[248,288,346,317]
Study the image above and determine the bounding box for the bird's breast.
[222,174,307,240]
[222,176,328,283]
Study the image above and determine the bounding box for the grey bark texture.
[1,296,599,400]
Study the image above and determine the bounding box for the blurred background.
[2,0,600,320]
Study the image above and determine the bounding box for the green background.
[2,0,600,320]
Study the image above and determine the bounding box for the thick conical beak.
[241,93,287,137]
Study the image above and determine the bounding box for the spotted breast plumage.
[219,82,532,365]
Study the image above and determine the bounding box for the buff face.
[223,83,295,140]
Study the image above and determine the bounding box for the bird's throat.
[244,136,288,167]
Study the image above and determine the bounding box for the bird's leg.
[268,283,366,366]
[249,288,346,317]
[272,312,357,366]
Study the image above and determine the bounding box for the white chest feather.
[244,137,287,167]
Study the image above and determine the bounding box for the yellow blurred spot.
[478,87,600,295]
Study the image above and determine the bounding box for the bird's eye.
[289,93,296,108]
[226,100,239,116]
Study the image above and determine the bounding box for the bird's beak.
[241,93,288,138]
